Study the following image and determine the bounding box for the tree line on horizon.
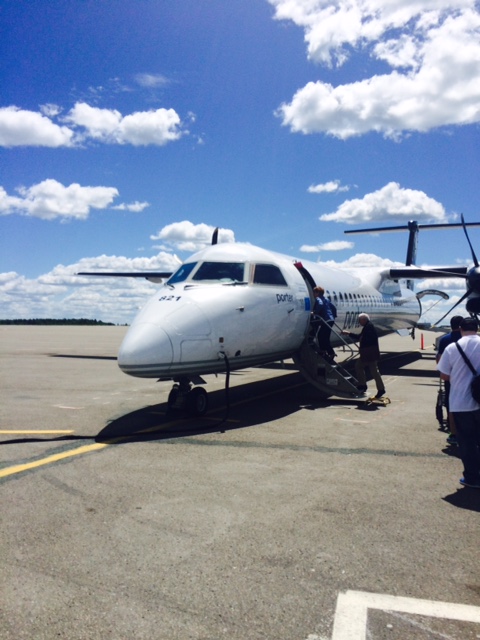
[0,319,117,326]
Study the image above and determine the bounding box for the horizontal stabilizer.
[389,267,467,279]
[344,221,480,235]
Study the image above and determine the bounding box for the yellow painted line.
[0,443,107,479]
[0,430,74,434]
[0,422,188,479]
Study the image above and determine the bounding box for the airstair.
[293,319,364,399]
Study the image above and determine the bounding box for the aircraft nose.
[117,322,173,377]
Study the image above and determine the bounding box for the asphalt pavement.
[1,326,479,640]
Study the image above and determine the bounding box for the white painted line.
[53,405,84,410]
[331,590,480,640]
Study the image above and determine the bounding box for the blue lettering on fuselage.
[276,293,294,303]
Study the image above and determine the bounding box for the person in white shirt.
[437,316,480,489]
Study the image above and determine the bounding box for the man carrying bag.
[437,316,480,489]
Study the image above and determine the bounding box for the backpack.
[324,298,336,319]
[455,343,480,404]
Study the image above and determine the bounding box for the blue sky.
[1,0,480,324]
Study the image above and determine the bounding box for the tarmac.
[1,325,479,640]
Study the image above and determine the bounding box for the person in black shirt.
[343,313,385,397]
[312,286,337,359]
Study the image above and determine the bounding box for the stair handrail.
[311,315,358,356]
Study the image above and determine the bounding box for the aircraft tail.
[344,219,480,291]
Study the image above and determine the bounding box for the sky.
[1,0,480,325]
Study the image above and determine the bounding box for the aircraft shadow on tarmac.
[380,351,440,378]
[0,350,437,449]
[95,351,431,444]
[95,370,334,444]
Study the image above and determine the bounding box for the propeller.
[432,215,480,326]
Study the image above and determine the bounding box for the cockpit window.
[192,262,245,283]
[167,262,197,285]
[253,264,287,286]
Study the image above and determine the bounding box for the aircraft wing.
[77,271,173,283]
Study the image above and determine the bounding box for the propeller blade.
[431,289,472,328]
[461,214,479,267]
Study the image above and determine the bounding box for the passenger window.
[192,262,245,283]
[253,264,287,286]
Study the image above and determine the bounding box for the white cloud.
[271,1,480,138]
[0,106,74,147]
[300,240,354,252]
[320,182,447,224]
[417,275,467,292]
[0,252,181,324]
[151,221,236,252]
[320,253,403,269]
[415,276,468,324]
[0,244,469,325]
[0,179,119,220]
[308,180,350,194]
[40,103,62,118]
[65,102,184,146]
[0,102,185,147]
[0,220,236,322]
[134,73,170,88]
[271,0,474,66]
[315,253,468,324]
[112,201,150,212]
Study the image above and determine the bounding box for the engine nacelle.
[466,295,480,314]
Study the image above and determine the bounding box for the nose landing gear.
[167,377,209,417]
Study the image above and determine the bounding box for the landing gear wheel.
[187,387,208,416]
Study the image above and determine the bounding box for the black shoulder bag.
[455,342,480,403]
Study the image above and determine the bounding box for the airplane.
[78,217,480,416]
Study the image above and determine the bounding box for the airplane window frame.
[166,262,198,285]
[191,261,246,283]
[252,263,288,286]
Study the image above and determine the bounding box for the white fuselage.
[117,243,420,379]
